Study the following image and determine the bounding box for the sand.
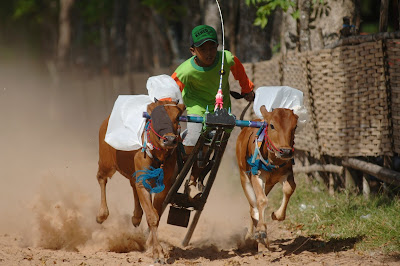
[0,60,397,265]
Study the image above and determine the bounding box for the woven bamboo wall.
[229,38,398,157]
[253,55,282,88]
[281,52,320,157]
[308,42,392,157]
[386,39,400,154]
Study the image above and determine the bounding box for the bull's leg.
[246,207,258,239]
[250,173,269,244]
[135,182,165,263]
[264,183,274,197]
[153,184,171,217]
[130,178,143,227]
[239,170,258,240]
[272,173,296,221]
[96,168,116,224]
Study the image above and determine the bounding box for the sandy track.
[0,62,398,265]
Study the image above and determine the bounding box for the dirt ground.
[0,61,398,265]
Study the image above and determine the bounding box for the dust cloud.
[0,59,250,254]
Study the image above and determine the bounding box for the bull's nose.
[280,148,293,157]
[163,135,177,146]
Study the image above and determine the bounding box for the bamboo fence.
[230,35,400,158]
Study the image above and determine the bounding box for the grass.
[268,174,400,255]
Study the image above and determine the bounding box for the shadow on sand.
[167,234,365,263]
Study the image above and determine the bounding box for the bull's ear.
[154,97,158,103]
[260,105,270,119]
[147,102,155,115]
[175,99,179,104]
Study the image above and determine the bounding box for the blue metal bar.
[143,112,265,128]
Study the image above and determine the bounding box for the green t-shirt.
[174,50,235,116]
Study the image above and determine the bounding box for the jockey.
[171,24,255,197]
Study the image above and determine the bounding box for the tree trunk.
[380,0,389,32]
[283,0,357,52]
[223,1,240,54]
[57,0,75,70]
[235,1,272,62]
[298,0,311,52]
[110,0,128,75]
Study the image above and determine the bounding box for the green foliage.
[76,0,113,24]
[74,0,114,46]
[245,0,298,28]
[272,43,281,55]
[141,0,186,21]
[13,0,58,23]
[13,0,37,18]
[268,175,400,254]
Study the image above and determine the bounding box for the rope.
[265,129,283,153]
[143,120,162,152]
[247,157,285,175]
[133,166,165,194]
[247,124,292,174]
[150,120,167,140]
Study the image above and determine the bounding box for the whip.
[214,0,225,111]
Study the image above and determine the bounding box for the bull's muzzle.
[278,148,293,159]
[163,134,178,147]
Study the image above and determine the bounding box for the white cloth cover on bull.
[104,74,183,151]
[253,86,308,132]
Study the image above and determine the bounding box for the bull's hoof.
[96,211,109,224]
[254,231,270,252]
[131,215,142,227]
[257,241,273,253]
[254,231,267,240]
[271,212,285,221]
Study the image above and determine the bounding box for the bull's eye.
[270,124,275,130]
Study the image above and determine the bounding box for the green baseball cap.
[190,25,218,47]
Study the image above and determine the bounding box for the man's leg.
[182,117,203,198]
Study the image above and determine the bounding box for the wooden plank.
[293,163,343,174]
[342,158,400,186]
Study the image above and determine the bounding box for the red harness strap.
[264,127,295,153]
[150,120,167,140]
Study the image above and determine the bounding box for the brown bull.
[96,99,185,262]
[236,106,298,249]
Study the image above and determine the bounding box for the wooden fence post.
[345,167,356,193]
[363,174,371,200]
[329,173,335,195]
